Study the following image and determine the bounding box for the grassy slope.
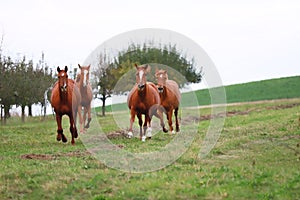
[1,99,300,199]
[185,75,300,106]
[99,75,300,112]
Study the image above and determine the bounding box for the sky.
[0,0,299,87]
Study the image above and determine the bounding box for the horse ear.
[57,66,61,73]
[78,64,81,69]
[155,68,159,77]
[87,64,91,70]
[135,63,138,69]
[145,64,151,73]
[64,66,68,72]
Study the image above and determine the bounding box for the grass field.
[1,98,300,199]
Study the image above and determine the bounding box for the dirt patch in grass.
[106,130,127,139]
[183,102,300,124]
[20,150,91,160]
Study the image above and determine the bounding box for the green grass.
[1,98,300,199]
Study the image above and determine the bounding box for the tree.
[93,42,203,116]
[92,52,115,116]
[0,56,17,124]
[0,51,54,123]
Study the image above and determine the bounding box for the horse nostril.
[158,87,163,92]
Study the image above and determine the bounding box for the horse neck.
[137,84,148,98]
[160,85,168,99]
[59,89,68,103]
[59,80,71,103]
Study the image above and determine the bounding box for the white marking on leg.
[146,127,152,138]
[128,131,133,138]
[142,135,146,142]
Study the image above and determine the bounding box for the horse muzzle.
[138,84,145,91]
[60,85,67,92]
[158,87,164,93]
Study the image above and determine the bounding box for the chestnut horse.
[50,66,82,145]
[155,69,181,134]
[76,64,93,130]
[127,64,167,142]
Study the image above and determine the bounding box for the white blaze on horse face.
[83,70,88,87]
[139,70,144,84]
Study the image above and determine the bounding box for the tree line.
[0,53,54,124]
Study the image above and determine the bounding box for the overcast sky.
[1,0,299,87]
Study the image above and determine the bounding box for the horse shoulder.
[147,82,160,104]
[127,86,138,107]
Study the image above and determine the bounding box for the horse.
[76,64,93,130]
[50,66,82,145]
[127,64,168,142]
[155,69,181,134]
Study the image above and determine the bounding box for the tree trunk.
[102,96,106,116]
[28,105,32,117]
[3,105,10,125]
[0,105,3,124]
[101,87,106,116]
[21,105,25,122]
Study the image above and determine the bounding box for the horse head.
[78,64,90,88]
[57,66,68,92]
[135,64,150,91]
[155,69,168,93]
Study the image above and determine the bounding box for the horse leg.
[77,106,84,133]
[85,105,92,129]
[137,113,143,141]
[175,107,180,132]
[167,110,175,134]
[128,109,135,138]
[84,104,92,128]
[82,107,87,128]
[69,114,76,145]
[145,114,152,139]
[73,110,79,139]
[56,114,67,143]
[153,106,168,133]
[56,114,63,141]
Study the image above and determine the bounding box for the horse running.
[127,64,167,141]
[50,66,82,145]
[155,69,181,134]
[76,64,93,130]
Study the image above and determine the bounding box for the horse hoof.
[56,136,61,141]
[171,130,176,135]
[127,132,133,138]
[84,125,89,129]
[141,136,146,142]
[146,128,152,138]
[74,130,78,138]
[62,136,67,143]
[163,128,168,133]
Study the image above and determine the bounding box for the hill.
[97,75,300,112]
